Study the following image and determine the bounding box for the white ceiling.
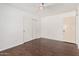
[7,3,79,18]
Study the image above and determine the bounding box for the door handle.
[23,30,25,32]
[63,30,65,32]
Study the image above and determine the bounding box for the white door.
[32,19,38,39]
[63,16,76,43]
[23,16,32,42]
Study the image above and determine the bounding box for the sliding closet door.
[23,16,32,42]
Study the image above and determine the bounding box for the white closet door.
[32,19,40,39]
[32,19,37,39]
[23,16,32,42]
[0,4,24,51]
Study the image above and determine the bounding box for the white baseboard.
[0,42,24,52]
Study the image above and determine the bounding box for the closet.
[0,4,33,51]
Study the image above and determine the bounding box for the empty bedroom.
[0,3,79,56]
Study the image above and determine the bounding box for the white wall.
[0,4,33,51]
[41,16,63,41]
[41,11,76,42]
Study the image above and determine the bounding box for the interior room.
[0,3,79,56]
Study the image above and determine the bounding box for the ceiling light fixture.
[40,3,45,10]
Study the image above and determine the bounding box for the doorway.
[63,16,76,43]
[23,16,32,42]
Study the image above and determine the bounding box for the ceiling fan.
[39,3,45,10]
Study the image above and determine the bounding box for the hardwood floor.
[0,38,79,56]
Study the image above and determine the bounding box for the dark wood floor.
[0,38,79,56]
